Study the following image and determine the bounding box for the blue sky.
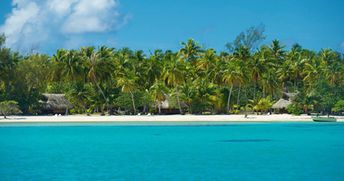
[0,0,343,54]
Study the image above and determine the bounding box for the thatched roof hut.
[272,99,292,109]
[283,91,299,101]
[41,94,72,114]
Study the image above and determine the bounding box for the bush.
[115,91,154,114]
[287,103,303,115]
[253,97,272,114]
[0,101,22,118]
[230,104,241,114]
[332,100,344,114]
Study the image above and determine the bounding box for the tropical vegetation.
[0,101,22,118]
[0,26,343,116]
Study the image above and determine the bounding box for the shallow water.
[0,122,343,180]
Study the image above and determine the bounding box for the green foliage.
[17,54,51,92]
[287,103,303,115]
[0,29,343,115]
[46,82,69,93]
[66,83,95,114]
[253,97,273,114]
[332,100,344,113]
[230,105,241,114]
[115,91,154,114]
[115,93,133,112]
[0,34,5,47]
[0,101,22,118]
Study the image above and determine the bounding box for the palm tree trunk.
[237,86,241,105]
[227,85,233,113]
[143,105,147,114]
[92,73,109,112]
[130,91,136,115]
[158,102,161,114]
[176,87,183,114]
[303,105,308,114]
[244,87,248,118]
[253,81,257,100]
[97,83,108,114]
[284,80,288,92]
[97,83,107,103]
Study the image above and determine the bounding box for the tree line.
[1,27,344,116]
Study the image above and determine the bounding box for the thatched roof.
[283,91,299,100]
[272,99,292,109]
[41,94,72,110]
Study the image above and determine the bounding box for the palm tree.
[52,49,69,80]
[261,69,280,98]
[3,33,344,116]
[81,47,115,112]
[270,40,286,63]
[117,71,138,114]
[251,47,269,99]
[52,49,84,82]
[233,46,251,62]
[0,48,21,96]
[231,48,250,105]
[145,50,163,87]
[132,50,147,83]
[193,78,219,113]
[163,53,185,114]
[150,80,168,114]
[179,39,202,63]
[276,59,292,92]
[302,59,321,93]
[196,49,219,83]
[287,44,303,90]
[179,82,197,114]
[320,49,342,86]
[221,59,244,112]
[67,83,93,113]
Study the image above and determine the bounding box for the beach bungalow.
[272,99,292,113]
[272,92,298,113]
[40,94,72,115]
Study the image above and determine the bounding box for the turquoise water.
[0,122,343,180]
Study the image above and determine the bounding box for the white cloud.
[48,0,77,16]
[1,2,40,49]
[0,0,126,53]
[62,0,119,33]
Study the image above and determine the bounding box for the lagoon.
[0,122,343,180]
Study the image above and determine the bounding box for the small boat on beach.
[312,117,337,122]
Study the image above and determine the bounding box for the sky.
[0,0,343,54]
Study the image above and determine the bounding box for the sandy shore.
[1,114,343,123]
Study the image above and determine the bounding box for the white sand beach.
[1,114,343,123]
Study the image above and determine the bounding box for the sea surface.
[0,122,343,180]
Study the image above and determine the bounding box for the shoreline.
[1,114,343,123]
